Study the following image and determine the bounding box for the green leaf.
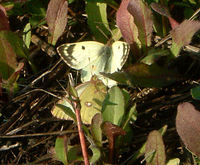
[67,145,83,163]
[103,63,180,88]
[122,103,137,129]
[102,86,125,126]
[0,31,21,80]
[89,145,101,164]
[145,130,166,165]
[51,98,76,121]
[85,0,110,43]
[23,23,31,49]
[91,113,103,147]
[55,136,68,165]
[0,31,28,60]
[141,49,171,65]
[191,86,200,100]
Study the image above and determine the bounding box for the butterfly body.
[57,41,130,87]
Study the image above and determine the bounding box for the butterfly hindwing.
[107,41,130,73]
[81,48,110,82]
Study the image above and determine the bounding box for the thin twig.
[0,130,77,138]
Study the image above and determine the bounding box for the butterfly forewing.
[57,41,105,70]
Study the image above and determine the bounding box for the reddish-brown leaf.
[0,4,10,31]
[150,3,179,29]
[116,0,133,44]
[176,102,200,157]
[171,20,200,46]
[145,130,166,165]
[116,0,140,57]
[170,20,200,56]
[127,0,153,48]
[102,122,126,163]
[46,0,68,45]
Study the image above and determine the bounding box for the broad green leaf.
[103,63,180,88]
[67,145,83,163]
[176,102,200,158]
[0,31,28,60]
[122,103,137,129]
[85,0,110,43]
[101,71,132,87]
[46,0,68,45]
[191,86,200,100]
[170,20,200,57]
[55,136,68,165]
[145,130,166,165]
[122,89,130,108]
[0,31,18,80]
[116,0,141,58]
[89,145,101,164]
[91,113,103,147]
[141,49,170,65]
[102,86,125,125]
[127,0,153,49]
[125,63,180,87]
[23,23,31,48]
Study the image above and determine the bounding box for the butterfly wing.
[57,41,105,69]
[81,47,111,83]
[107,41,130,73]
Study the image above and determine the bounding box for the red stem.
[74,102,89,165]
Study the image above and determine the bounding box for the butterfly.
[57,41,130,87]
[51,76,107,124]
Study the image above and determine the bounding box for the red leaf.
[102,122,126,163]
[176,102,200,157]
[127,0,153,48]
[116,0,141,58]
[0,5,10,31]
[170,20,200,56]
[145,130,166,165]
[46,0,68,45]
[150,3,179,29]
[171,20,200,46]
[116,1,138,43]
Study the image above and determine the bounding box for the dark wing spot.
[58,44,77,65]
[82,46,85,50]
